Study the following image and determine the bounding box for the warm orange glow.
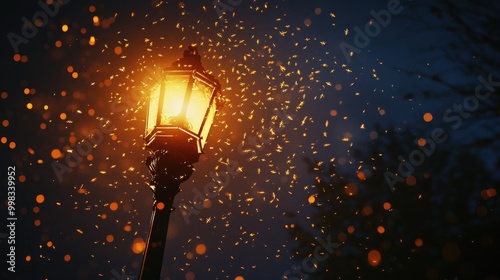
[195,244,207,255]
[25,255,31,262]
[2,119,9,127]
[186,252,194,259]
[347,225,355,234]
[89,5,96,12]
[415,238,423,247]
[60,113,67,120]
[132,238,146,254]
[51,149,62,159]
[157,202,165,210]
[377,226,385,234]
[114,46,122,55]
[33,206,39,213]
[368,249,381,266]
[1,137,7,144]
[106,235,114,243]
[36,194,45,204]
[362,205,373,216]
[72,72,79,79]
[124,225,132,232]
[67,66,74,73]
[423,112,433,122]
[345,183,358,195]
[89,36,96,46]
[330,109,338,116]
[9,142,16,149]
[308,195,316,204]
[235,277,245,280]
[55,40,62,47]
[64,254,71,262]
[26,103,33,109]
[109,202,118,211]
[34,220,41,226]
[406,175,416,186]
[1,92,7,99]
[62,24,68,32]
[417,138,426,146]
[13,54,21,62]
[383,202,391,210]
[19,175,26,182]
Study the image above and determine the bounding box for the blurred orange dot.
[40,123,47,129]
[2,120,9,127]
[377,226,385,234]
[86,154,93,161]
[157,202,165,210]
[423,112,433,122]
[47,241,53,247]
[417,138,426,146]
[195,244,207,255]
[406,175,416,186]
[362,205,373,216]
[132,238,145,254]
[64,254,71,262]
[36,194,45,204]
[61,24,68,32]
[308,195,315,204]
[89,5,96,12]
[415,238,423,247]
[26,103,33,109]
[67,66,73,73]
[330,109,338,117]
[9,142,16,149]
[110,202,118,211]
[1,137,7,144]
[55,40,62,47]
[88,109,95,116]
[347,225,355,234]
[186,252,194,259]
[106,235,114,243]
[21,55,28,63]
[345,183,358,196]
[60,113,67,120]
[51,149,63,159]
[33,206,40,213]
[368,249,381,266]
[13,54,21,62]
[383,202,391,210]
[26,255,32,262]
[72,72,79,79]
[114,46,122,55]
[1,92,7,99]
[34,220,41,226]
[235,277,245,280]
[486,188,497,198]
[123,225,132,232]
[19,175,26,182]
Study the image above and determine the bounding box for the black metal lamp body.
[139,46,222,280]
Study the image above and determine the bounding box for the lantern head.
[145,46,223,163]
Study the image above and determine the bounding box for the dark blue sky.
[0,1,479,279]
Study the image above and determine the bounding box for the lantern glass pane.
[187,78,213,135]
[199,98,217,148]
[160,75,190,129]
[146,84,161,136]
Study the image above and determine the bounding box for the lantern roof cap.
[171,45,204,70]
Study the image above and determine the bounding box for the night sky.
[1,1,498,280]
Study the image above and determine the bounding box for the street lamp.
[139,45,223,280]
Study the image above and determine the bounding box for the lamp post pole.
[139,150,197,280]
[138,45,223,280]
